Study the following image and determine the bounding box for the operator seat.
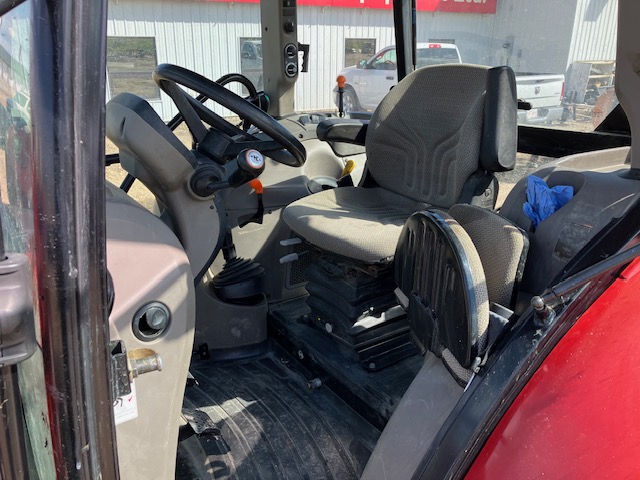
[283,64,517,264]
[281,65,518,367]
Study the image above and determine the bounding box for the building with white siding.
[106,0,618,120]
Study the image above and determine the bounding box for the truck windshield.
[416,47,460,66]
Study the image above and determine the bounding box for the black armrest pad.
[317,119,369,145]
[480,66,517,172]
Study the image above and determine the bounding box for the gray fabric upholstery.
[284,64,492,264]
[366,64,489,208]
[282,187,428,263]
[449,204,527,308]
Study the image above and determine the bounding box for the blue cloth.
[523,176,573,229]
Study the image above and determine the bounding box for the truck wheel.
[343,88,360,114]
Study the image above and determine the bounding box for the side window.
[370,49,396,70]
[0,2,56,477]
[344,38,377,68]
[239,37,264,92]
[106,37,160,100]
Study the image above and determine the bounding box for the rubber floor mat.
[177,354,380,479]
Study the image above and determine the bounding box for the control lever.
[337,159,356,187]
[337,75,346,117]
[228,149,265,188]
[238,179,265,228]
[190,148,265,197]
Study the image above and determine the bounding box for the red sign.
[205,0,497,15]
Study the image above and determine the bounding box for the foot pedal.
[181,408,230,455]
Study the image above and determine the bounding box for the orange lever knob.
[337,75,346,89]
[249,178,264,194]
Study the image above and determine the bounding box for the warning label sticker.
[114,382,138,425]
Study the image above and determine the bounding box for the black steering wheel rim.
[153,63,306,167]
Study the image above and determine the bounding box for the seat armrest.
[317,119,369,146]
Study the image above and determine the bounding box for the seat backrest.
[394,205,527,383]
[448,204,528,308]
[366,64,517,209]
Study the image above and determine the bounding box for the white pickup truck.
[335,45,565,124]
[515,73,565,124]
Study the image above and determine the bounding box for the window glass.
[344,38,377,67]
[370,48,396,70]
[415,1,618,133]
[107,37,160,100]
[0,2,55,477]
[0,2,33,254]
[239,37,264,92]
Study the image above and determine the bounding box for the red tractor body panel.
[467,258,640,479]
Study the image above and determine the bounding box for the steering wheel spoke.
[153,64,306,167]
[187,95,246,138]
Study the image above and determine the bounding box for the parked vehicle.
[335,46,565,124]
[516,73,565,123]
[1,1,639,480]
[336,43,462,111]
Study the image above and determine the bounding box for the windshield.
[104,0,619,207]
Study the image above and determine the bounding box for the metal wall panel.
[567,0,618,64]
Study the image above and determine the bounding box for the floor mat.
[177,353,380,479]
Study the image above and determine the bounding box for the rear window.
[416,48,460,67]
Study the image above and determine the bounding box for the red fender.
[467,258,640,479]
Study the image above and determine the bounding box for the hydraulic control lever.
[190,149,265,197]
[228,149,265,188]
[337,75,346,117]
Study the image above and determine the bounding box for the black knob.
[228,149,265,188]
[238,149,265,174]
[283,20,295,34]
[284,43,297,59]
[285,62,298,77]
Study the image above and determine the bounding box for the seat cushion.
[283,186,428,264]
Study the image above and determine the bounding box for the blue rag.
[523,176,573,229]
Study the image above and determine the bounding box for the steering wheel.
[153,64,306,167]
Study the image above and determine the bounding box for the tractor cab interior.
[100,0,637,478]
[1,0,638,477]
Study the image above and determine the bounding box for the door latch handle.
[386,76,394,80]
